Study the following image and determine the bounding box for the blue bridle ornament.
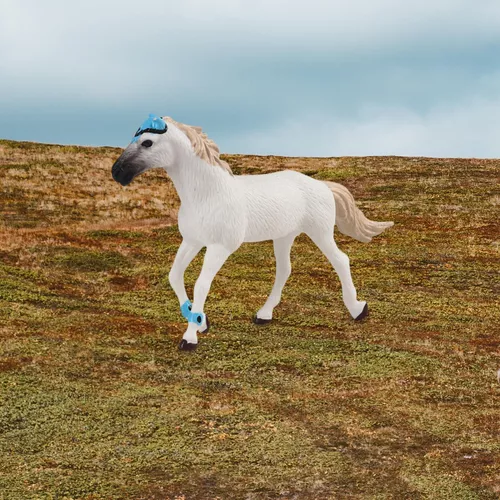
[131,114,167,143]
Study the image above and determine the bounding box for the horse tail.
[323,181,394,243]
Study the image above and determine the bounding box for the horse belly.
[242,176,306,242]
[178,200,246,250]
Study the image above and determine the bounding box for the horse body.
[237,170,320,243]
[111,115,394,350]
[174,164,336,247]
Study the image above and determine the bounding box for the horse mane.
[163,117,232,175]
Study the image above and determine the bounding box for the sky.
[1,0,500,157]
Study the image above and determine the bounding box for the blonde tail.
[324,181,394,242]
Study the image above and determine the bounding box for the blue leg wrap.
[180,300,205,327]
[181,300,192,319]
[188,311,206,327]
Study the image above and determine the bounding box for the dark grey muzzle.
[111,151,144,186]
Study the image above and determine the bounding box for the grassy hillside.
[0,139,499,499]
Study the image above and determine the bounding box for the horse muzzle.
[112,158,137,186]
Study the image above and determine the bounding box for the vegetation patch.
[47,246,132,273]
[0,141,498,499]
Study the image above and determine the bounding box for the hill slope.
[0,139,499,499]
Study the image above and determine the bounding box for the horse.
[111,114,393,351]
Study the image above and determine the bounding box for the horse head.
[111,114,188,186]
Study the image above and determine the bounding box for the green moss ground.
[0,140,499,499]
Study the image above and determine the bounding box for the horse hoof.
[253,315,272,325]
[355,303,369,321]
[200,316,210,334]
[179,339,198,351]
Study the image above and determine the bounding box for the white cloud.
[2,1,500,90]
[227,97,500,158]
[3,0,500,73]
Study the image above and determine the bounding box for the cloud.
[227,96,500,157]
[4,1,500,54]
[1,0,500,156]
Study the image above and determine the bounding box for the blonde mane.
[163,117,232,175]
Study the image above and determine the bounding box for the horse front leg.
[169,239,203,315]
[179,244,233,351]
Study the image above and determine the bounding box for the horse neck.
[167,154,234,208]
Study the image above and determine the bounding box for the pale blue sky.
[1,0,500,157]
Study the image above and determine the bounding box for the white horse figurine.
[112,114,393,351]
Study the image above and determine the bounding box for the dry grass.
[0,139,499,499]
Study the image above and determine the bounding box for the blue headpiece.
[131,114,167,143]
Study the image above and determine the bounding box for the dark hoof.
[355,303,369,321]
[253,315,272,325]
[179,339,198,351]
[200,316,210,334]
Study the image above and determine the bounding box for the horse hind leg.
[307,231,368,320]
[254,233,296,324]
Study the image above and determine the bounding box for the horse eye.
[142,140,153,148]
